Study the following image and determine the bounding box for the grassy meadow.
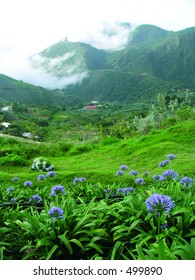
[0,100,195,260]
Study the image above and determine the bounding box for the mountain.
[1,24,195,106]
[30,40,109,78]
[28,24,195,104]
[0,74,82,106]
[127,24,172,47]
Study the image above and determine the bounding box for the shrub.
[69,144,92,155]
[31,157,54,172]
[0,154,28,166]
[101,136,120,146]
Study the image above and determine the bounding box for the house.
[1,122,11,128]
[1,106,12,112]
[85,105,97,110]
[90,101,99,105]
[22,132,33,138]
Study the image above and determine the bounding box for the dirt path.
[0,133,41,144]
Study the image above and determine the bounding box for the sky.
[0,0,195,88]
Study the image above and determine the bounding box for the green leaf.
[128,219,143,232]
[72,214,93,234]
[58,233,73,255]
[46,245,59,260]
[172,207,188,215]
[36,237,53,249]
[157,239,167,260]
[111,241,123,260]
[90,228,108,237]
[136,244,147,260]
[0,247,5,260]
[70,239,84,250]
[86,242,103,255]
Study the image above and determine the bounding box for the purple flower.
[37,174,46,181]
[50,185,65,196]
[103,188,113,196]
[144,172,150,177]
[7,187,14,194]
[119,164,128,170]
[24,181,33,187]
[145,193,175,215]
[129,170,139,176]
[116,170,124,176]
[153,175,165,181]
[10,197,17,203]
[117,187,135,195]
[161,223,168,229]
[48,207,64,221]
[45,165,54,171]
[162,170,178,180]
[180,176,193,187]
[46,171,57,178]
[73,177,86,185]
[158,160,170,167]
[135,178,145,185]
[29,195,42,204]
[12,177,19,182]
[167,154,176,160]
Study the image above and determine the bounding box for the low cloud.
[80,21,132,50]
[0,21,132,89]
[0,48,88,89]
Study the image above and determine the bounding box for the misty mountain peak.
[128,24,171,46]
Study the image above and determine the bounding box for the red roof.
[86,105,97,110]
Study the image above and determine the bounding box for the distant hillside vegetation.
[1,24,195,105]
[30,24,195,103]
[0,74,82,106]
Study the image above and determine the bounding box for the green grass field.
[0,120,194,185]
[0,120,195,260]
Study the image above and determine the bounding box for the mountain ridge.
[1,24,195,105]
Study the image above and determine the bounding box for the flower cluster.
[116,170,124,176]
[50,185,65,196]
[7,187,14,194]
[37,174,46,181]
[162,170,178,180]
[73,177,86,185]
[129,170,139,176]
[103,188,114,196]
[135,178,145,185]
[12,177,19,182]
[117,187,134,195]
[158,154,176,168]
[48,207,64,221]
[180,176,193,187]
[46,171,57,178]
[29,195,42,204]
[167,154,176,160]
[119,164,128,170]
[24,181,33,187]
[145,194,175,215]
[153,175,165,182]
[31,157,54,172]
[158,160,170,167]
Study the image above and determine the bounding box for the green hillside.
[106,25,195,84]
[31,24,195,103]
[0,120,194,184]
[0,73,82,106]
[1,24,195,105]
[65,70,171,103]
[31,40,109,77]
[127,24,172,47]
